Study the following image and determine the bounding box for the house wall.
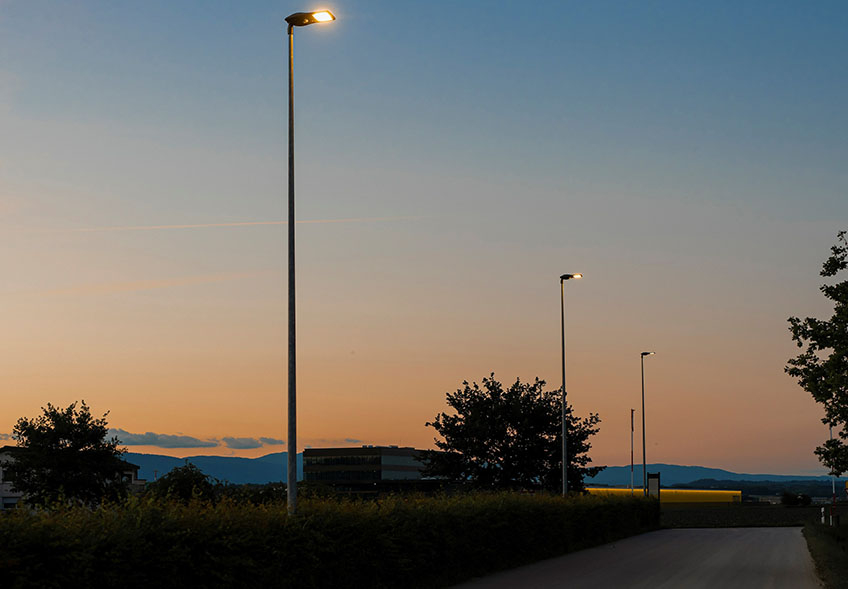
[0,451,23,510]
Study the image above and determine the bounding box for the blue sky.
[1,1,846,473]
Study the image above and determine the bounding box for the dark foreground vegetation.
[804,521,848,589]
[0,492,658,589]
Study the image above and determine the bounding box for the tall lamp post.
[285,9,336,516]
[559,273,582,495]
[630,408,635,495]
[640,351,655,496]
[830,423,836,525]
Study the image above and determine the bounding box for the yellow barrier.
[586,487,742,503]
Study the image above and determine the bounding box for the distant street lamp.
[560,273,582,495]
[630,408,635,495]
[640,351,655,496]
[285,9,336,516]
[830,423,836,525]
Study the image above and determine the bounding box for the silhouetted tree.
[146,462,217,503]
[787,231,848,475]
[781,491,812,507]
[421,374,603,492]
[6,401,128,506]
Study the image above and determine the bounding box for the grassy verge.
[804,521,848,589]
[0,492,658,588]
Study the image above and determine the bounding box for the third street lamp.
[641,351,655,496]
[630,408,635,495]
[285,8,336,516]
[560,273,582,495]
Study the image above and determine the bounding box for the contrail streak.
[73,216,421,232]
[39,271,270,297]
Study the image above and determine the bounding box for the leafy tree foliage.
[787,231,848,475]
[146,462,217,503]
[781,491,812,507]
[421,374,603,492]
[6,401,128,506]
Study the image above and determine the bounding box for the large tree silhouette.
[421,374,603,492]
[787,231,848,475]
[5,401,128,506]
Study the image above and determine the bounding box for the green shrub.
[0,492,658,588]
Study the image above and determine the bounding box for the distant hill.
[125,452,303,484]
[588,463,845,487]
[124,454,844,489]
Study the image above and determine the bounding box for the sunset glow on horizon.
[1,0,846,477]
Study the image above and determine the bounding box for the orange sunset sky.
[1,1,846,475]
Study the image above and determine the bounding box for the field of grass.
[0,492,658,588]
[803,521,848,589]
[661,503,845,528]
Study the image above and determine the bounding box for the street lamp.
[559,273,582,495]
[285,9,336,516]
[830,423,836,525]
[640,351,655,496]
[630,408,635,495]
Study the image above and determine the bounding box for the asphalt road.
[454,528,821,588]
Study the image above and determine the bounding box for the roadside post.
[647,472,661,503]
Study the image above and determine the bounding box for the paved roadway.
[454,528,821,588]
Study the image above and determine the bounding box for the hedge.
[0,492,658,588]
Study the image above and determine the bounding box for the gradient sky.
[1,1,846,474]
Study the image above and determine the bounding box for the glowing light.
[311,11,334,22]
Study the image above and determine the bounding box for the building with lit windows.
[303,445,443,494]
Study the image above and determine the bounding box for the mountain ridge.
[125,452,842,487]
[587,462,844,487]
[125,451,301,484]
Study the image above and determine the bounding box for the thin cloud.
[40,271,269,297]
[110,430,289,451]
[73,216,421,233]
[0,433,12,441]
[259,437,285,446]
[222,437,263,450]
[111,428,217,449]
[304,437,367,447]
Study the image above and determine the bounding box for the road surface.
[454,527,821,588]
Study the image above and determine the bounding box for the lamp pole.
[559,273,582,496]
[640,351,654,496]
[630,408,635,495]
[831,423,836,525]
[285,9,335,516]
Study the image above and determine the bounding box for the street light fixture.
[285,8,336,516]
[560,273,582,495]
[640,351,655,496]
[286,10,336,26]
